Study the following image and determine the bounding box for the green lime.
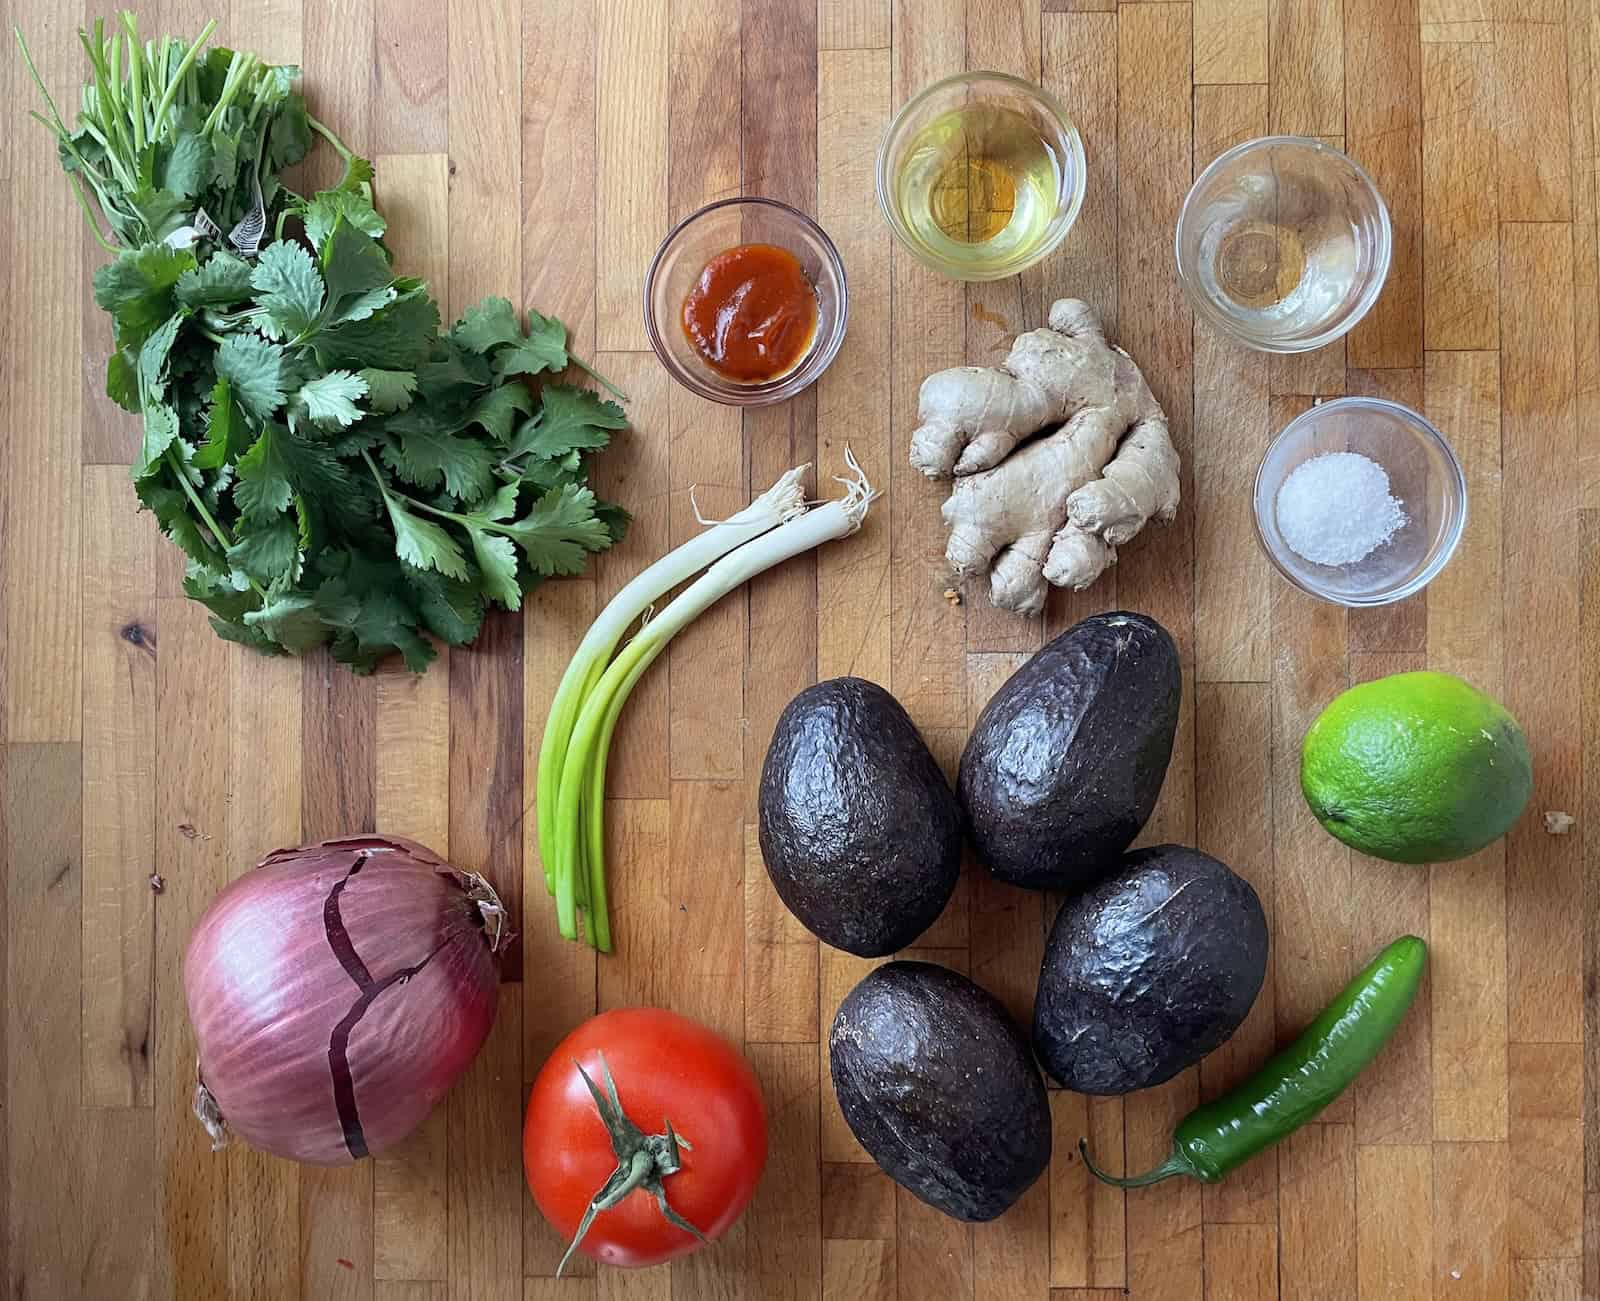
[1300,671,1532,863]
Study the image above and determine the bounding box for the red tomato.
[524,1007,768,1269]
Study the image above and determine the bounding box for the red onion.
[184,834,507,1165]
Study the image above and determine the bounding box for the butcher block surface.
[2,0,1597,1297]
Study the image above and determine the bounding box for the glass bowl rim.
[1251,395,1469,608]
[1174,133,1394,354]
[873,68,1088,283]
[641,195,850,407]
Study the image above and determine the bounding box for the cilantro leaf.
[216,334,288,422]
[159,129,213,199]
[359,368,418,413]
[268,93,313,171]
[134,403,181,480]
[467,528,522,608]
[184,567,262,624]
[405,568,486,645]
[94,243,195,350]
[302,189,386,250]
[494,309,570,378]
[507,384,627,460]
[137,475,221,570]
[244,592,329,652]
[496,484,614,577]
[381,422,496,503]
[177,252,255,308]
[251,240,325,341]
[467,383,534,441]
[381,493,471,580]
[452,297,524,353]
[418,345,492,395]
[479,482,522,522]
[319,285,440,369]
[107,349,140,412]
[128,186,190,242]
[194,379,248,470]
[234,422,352,522]
[337,155,375,195]
[138,313,185,400]
[320,218,394,323]
[227,513,303,584]
[298,370,368,428]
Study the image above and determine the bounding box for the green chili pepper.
[1082,934,1427,1187]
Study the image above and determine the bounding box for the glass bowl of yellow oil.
[876,71,1086,282]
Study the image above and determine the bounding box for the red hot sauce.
[681,243,819,383]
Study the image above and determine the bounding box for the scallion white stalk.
[554,454,879,949]
[534,465,812,901]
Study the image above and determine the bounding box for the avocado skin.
[958,611,1181,890]
[759,678,963,957]
[830,961,1051,1221]
[1033,845,1268,1094]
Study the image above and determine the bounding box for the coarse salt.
[1275,451,1407,567]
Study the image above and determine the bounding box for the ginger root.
[911,299,1181,615]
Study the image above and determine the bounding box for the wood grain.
[5,2,1598,1297]
[7,745,83,1300]
[1501,223,1582,1046]
[1193,86,1271,685]
[1495,22,1573,223]
[1422,42,1499,350]
[80,468,157,1107]
[1345,0,1423,369]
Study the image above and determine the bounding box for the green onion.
[545,454,878,949]
[534,466,811,906]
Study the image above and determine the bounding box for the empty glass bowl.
[644,197,848,406]
[1177,136,1391,353]
[1253,398,1467,606]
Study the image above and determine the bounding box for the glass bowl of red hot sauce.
[644,197,849,406]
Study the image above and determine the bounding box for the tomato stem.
[555,1053,711,1277]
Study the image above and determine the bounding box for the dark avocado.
[958,611,1180,890]
[758,677,962,957]
[1033,844,1268,1094]
[829,961,1051,1221]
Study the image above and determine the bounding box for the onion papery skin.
[184,835,502,1165]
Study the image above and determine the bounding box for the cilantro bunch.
[19,14,629,672]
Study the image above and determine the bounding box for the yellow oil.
[893,104,1061,273]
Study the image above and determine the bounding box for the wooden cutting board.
[2,0,1592,1297]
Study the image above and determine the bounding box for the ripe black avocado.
[1033,844,1269,1094]
[758,677,962,957]
[829,961,1051,1221]
[958,610,1180,890]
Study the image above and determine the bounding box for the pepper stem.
[1079,1138,1193,1188]
[555,1053,711,1277]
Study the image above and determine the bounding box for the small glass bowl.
[1176,136,1391,353]
[875,70,1086,282]
[1253,398,1467,606]
[643,197,848,406]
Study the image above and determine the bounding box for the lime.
[1300,671,1532,863]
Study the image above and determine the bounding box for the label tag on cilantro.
[229,173,267,257]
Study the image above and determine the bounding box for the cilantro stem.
[68,175,121,253]
[162,450,269,601]
[568,355,629,404]
[13,25,72,140]
[149,19,216,140]
[165,449,232,549]
[307,114,354,161]
[122,21,145,153]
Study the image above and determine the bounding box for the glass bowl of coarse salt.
[1252,397,1467,606]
